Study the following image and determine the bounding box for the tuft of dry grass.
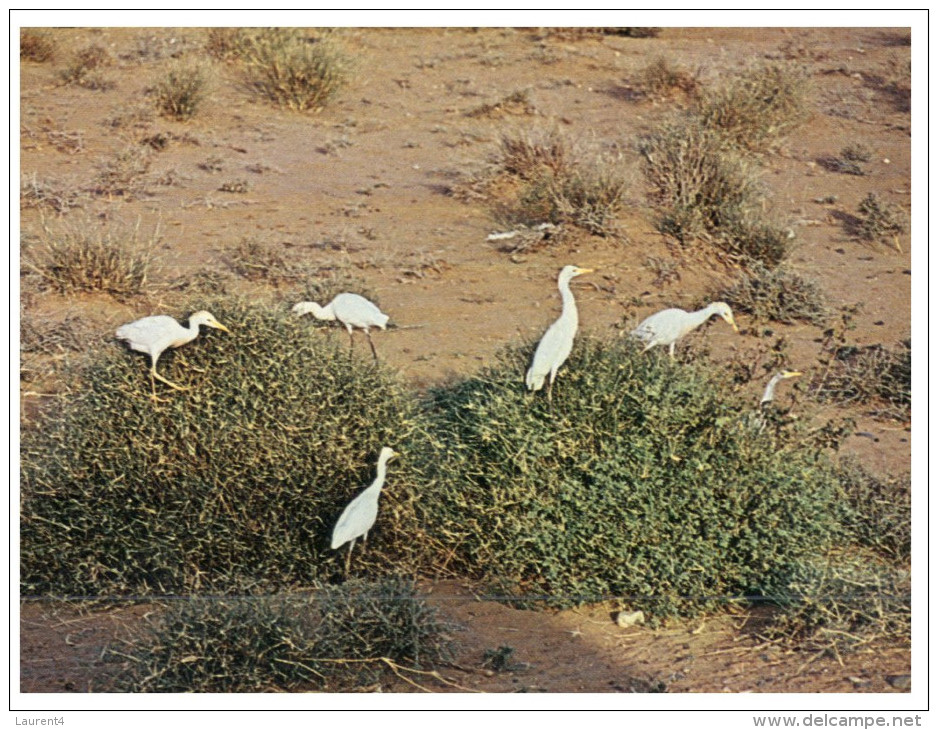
[232,29,351,111]
[698,62,810,152]
[635,57,698,98]
[21,214,160,299]
[89,145,152,199]
[20,173,84,213]
[20,29,56,62]
[153,60,209,120]
[59,44,112,88]
[492,127,630,238]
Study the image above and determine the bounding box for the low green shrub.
[410,337,845,618]
[856,192,907,243]
[20,299,424,596]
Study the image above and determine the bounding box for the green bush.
[410,337,845,618]
[20,299,424,596]
[115,576,454,692]
[698,63,810,152]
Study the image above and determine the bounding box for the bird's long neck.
[559,277,579,326]
[181,318,204,346]
[760,375,783,406]
[313,303,336,322]
[687,304,720,331]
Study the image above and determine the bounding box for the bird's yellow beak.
[576,267,595,275]
[211,321,231,334]
[727,314,739,333]
[783,370,803,379]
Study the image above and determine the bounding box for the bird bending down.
[115,311,231,400]
[331,447,397,575]
[525,265,594,398]
[631,302,738,359]
[293,293,390,360]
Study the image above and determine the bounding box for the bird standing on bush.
[293,293,390,360]
[525,265,594,398]
[331,447,397,575]
[630,302,738,358]
[115,311,231,400]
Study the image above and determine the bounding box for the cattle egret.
[760,369,803,407]
[293,293,389,360]
[331,447,397,574]
[115,311,230,400]
[525,265,594,398]
[631,302,738,358]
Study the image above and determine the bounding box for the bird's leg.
[347,327,355,359]
[344,539,355,577]
[669,342,676,360]
[151,366,189,392]
[365,330,378,361]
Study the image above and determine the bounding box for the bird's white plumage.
[293,292,390,359]
[331,447,397,551]
[631,302,738,358]
[525,265,593,392]
[115,311,230,397]
[293,293,389,333]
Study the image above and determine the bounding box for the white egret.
[631,302,739,358]
[525,265,594,397]
[293,293,390,360]
[115,311,231,400]
[760,369,803,407]
[331,447,397,574]
[747,369,803,432]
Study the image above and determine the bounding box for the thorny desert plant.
[21,300,426,596]
[639,117,790,265]
[236,28,350,111]
[410,337,846,619]
[715,262,830,326]
[20,29,56,62]
[836,457,911,563]
[114,577,454,692]
[495,128,629,238]
[21,214,159,298]
[20,173,84,213]
[59,44,111,87]
[811,337,911,421]
[115,596,322,692]
[89,145,153,199]
[314,576,456,686]
[153,60,209,120]
[698,62,811,153]
[855,192,907,243]
[636,57,698,98]
[760,550,910,656]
